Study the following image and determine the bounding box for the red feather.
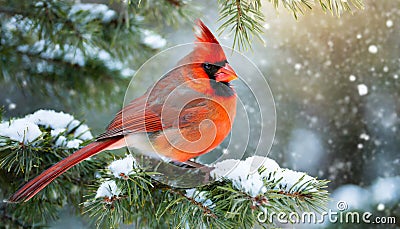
[8,139,120,202]
[97,95,163,140]
[195,19,220,44]
[193,19,227,64]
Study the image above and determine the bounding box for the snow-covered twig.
[0,109,93,148]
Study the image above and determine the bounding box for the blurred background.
[1,0,399,227]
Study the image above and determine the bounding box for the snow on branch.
[95,180,121,199]
[211,156,318,197]
[0,109,92,148]
[68,3,117,23]
[0,109,106,226]
[0,109,328,227]
[108,154,136,179]
[0,119,42,145]
[88,154,329,227]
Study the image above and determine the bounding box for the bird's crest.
[194,19,220,44]
[192,19,226,63]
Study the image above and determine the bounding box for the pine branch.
[0,0,178,109]
[218,0,265,51]
[0,109,330,227]
[317,0,364,16]
[124,0,197,27]
[14,47,83,70]
[0,6,24,16]
[162,186,218,219]
[84,155,329,228]
[0,110,107,226]
[217,0,364,51]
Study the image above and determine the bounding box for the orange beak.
[215,63,238,83]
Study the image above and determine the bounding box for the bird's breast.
[153,95,236,162]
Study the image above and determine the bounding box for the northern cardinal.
[9,19,237,202]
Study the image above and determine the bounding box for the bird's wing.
[96,94,163,140]
[97,88,211,141]
[178,105,210,126]
[97,98,210,140]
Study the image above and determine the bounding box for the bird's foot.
[169,160,215,183]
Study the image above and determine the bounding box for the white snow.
[32,40,45,53]
[95,180,121,198]
[69,3,117,23]
[357,84,368,96]
[108,154,136,178]
[66,139,83,149]
[94,49,124,72]
[15,21,135,77]
[211,159,241,178]
[349,75,356,81]
[26,110,93,141]
[141,29,167,49]
[211,156,315,197]
[185,188,214,208]
[377,203,385,211]
[54,132,85,149]
[0,119,42,144]
[63,48,85,66]
[98,50,111,61]
[18,41,86,67]
[121,68,136,78]
[102,10,117,23]
[73,124,93,140]
[359,133,370,140]
[17,44,29,53]
[3,17,33,37]
[0,109,93,148]
[368,45,378,54]
[51,128,66,137]
[276,169,316,191]
[8,103,16,110]
[211,157,268,196]
[26,110,74,129]
[55,136,67,146]
[386,20,393,28]
[383,66,389,72]
[35,1,44,7]
[46,43,85,66]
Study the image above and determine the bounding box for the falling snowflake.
[368,45,378,54]
[357,84,368,96]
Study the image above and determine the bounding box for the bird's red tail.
[8,138,120,203]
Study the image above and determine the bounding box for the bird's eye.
[202,62,221,80]
[203,63,211,70]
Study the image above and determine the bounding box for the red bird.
[9,19,238,202]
